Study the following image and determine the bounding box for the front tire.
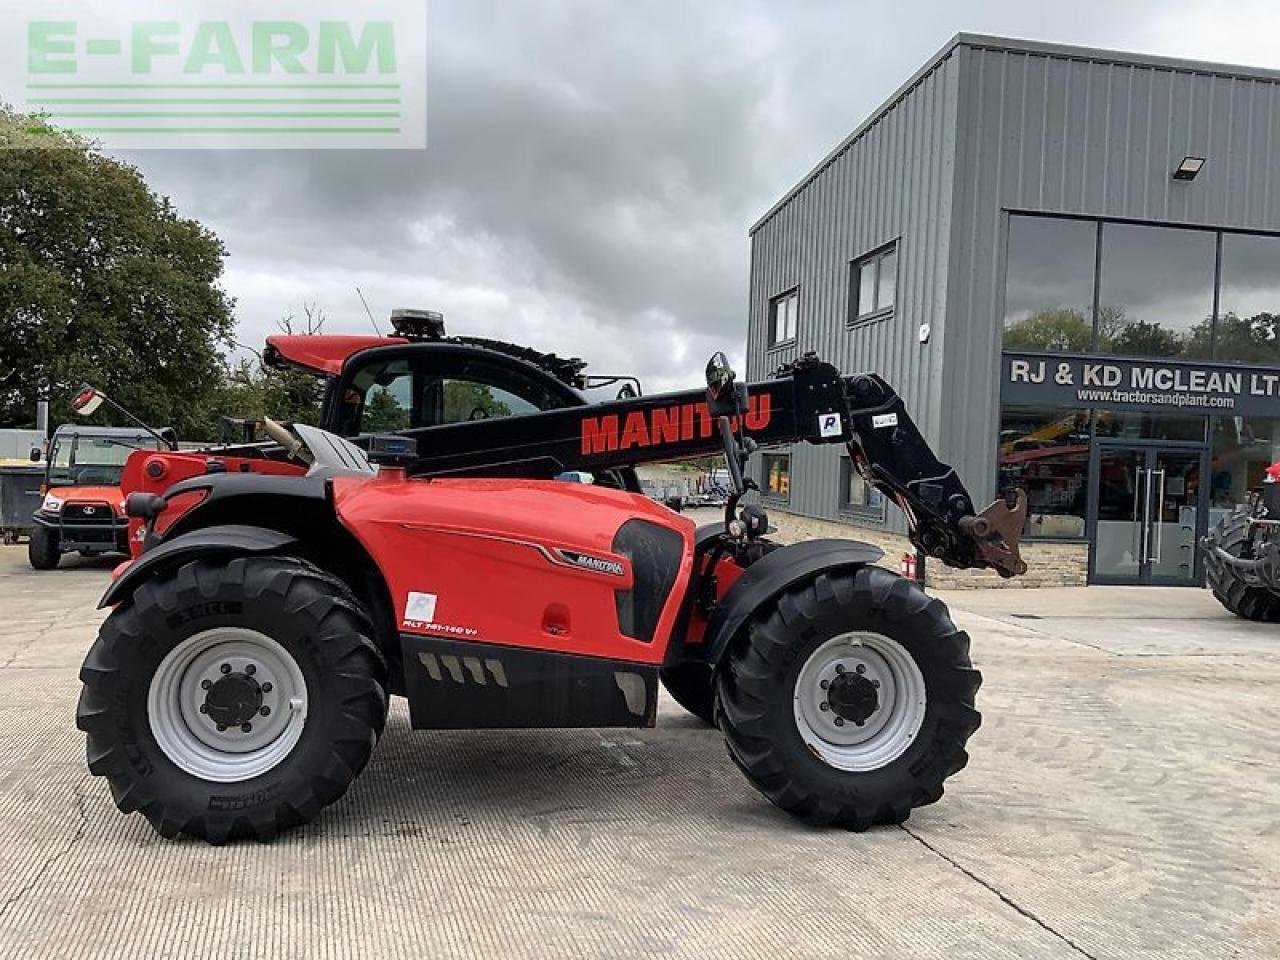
[716,565,980,829]
[28,525,60,569]
[76,556,388,843]
[1204,506,1280,622]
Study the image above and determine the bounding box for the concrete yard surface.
[0,545,1277,959]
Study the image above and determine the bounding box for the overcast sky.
[113,0,1280,394]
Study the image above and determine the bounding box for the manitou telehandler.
[76,349,1026,843]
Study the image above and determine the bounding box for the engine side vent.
[612,519,684,643]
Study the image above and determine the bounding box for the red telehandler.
[76,348,1026,843]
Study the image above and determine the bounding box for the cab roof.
[263,335,409,376]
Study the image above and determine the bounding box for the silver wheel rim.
[147,627,308,783]
[792,631,927,772]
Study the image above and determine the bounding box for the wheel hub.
[203,672,264,728]
[826,671,879,724]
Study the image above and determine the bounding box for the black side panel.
[100,524,299,608]
[612,519,684,643]
[400,635,658,729]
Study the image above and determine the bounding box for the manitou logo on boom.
[580,395,773,455]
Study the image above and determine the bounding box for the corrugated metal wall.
[747,35,1280,529]
[947,41,1280,504]
[746,51,960,531]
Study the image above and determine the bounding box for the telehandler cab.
[77,350,1026,843]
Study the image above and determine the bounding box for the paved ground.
[0,544,1277,959]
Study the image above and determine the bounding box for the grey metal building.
[747,33,1280,586]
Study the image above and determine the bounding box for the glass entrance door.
[1090,445,1204,584]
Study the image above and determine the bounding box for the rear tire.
[1204,506,1280,622]
[716,565,980,829]
[27,526,60,570]
[660,663,716,725]
[76,556,388,843]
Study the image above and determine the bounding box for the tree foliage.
[0,106,235,435]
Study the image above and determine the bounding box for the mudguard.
[702,538,885,666]
[99,524,299,608]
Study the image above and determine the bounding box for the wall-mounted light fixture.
[1172,156,1205,181]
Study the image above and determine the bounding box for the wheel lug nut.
[834,717,845,727]
[855,664,866,675]
[819,679,830,690]
[261,682,273,693]
[259,706,271,716]
[834,664,845,674]
[201,679,212,690]
[819,701,830,712]
[854,719,864,727]
[241,723,253,733]
[199,704,208,714]
[245,664,256,676]
[216,724,226,732]
[220,663,231,675]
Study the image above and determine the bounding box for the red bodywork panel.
[120,450,306,556]
[332,474,696,664]
[265,334,407,376]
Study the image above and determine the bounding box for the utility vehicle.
[76,351,1026,843]
[28,423,172,569]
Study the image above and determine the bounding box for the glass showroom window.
[1216,233,1280,364]
[1003,215,1097,352]
[839,457,884,518]
[761,453,791,499]
[850,244,897,323]
[997,407,1090,538]
[1097,222,1216,359]
[769,289,798,346]
[1210,417,1280,519]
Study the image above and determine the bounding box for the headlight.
[41,493,64,513]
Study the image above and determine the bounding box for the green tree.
[363,387,410,432]
[0,106,235,436]
[443,381,512,422]
[1002,308,1094,351]
[1106,318,1185,358]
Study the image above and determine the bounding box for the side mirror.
[72,384,106,416]
[616,383,638,401]
[705,352,735,402]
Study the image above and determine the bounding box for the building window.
[1003,215,1097,352]
[1097,222,1216,359]
[761,453,790,499]
[1211,417,1280,515]
[997,406,1090,539]
[1216,233,1280,363]
[768,289,798,346]
[850,244,897,323]
[839,457,885,518]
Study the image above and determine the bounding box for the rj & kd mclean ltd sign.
[1001,352,1280,418]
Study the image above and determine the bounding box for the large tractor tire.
[659,663,716,725]
[716,565,980,829]
[76,556,388,843]
[1204,507,1280,622]
[27,526,60,570]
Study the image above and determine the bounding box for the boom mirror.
[705,352,735,401]
[72,384,106,416]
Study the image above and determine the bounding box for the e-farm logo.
[5,1,426,149]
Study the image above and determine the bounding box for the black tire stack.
[1204,506,1280,622]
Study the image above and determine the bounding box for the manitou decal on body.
[556,549,626,577]
[580,394,773,455]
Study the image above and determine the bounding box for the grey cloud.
[116,0,1241,391]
